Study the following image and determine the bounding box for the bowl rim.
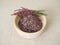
[14,15,47,34]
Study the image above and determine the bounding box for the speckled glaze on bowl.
[13,15,47,39]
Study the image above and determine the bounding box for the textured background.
[0,0,60,45]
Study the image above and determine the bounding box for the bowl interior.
[14,15,46,33]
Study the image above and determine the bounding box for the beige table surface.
[0,0,60,45]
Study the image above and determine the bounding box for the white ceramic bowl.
[14,15,47,39]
